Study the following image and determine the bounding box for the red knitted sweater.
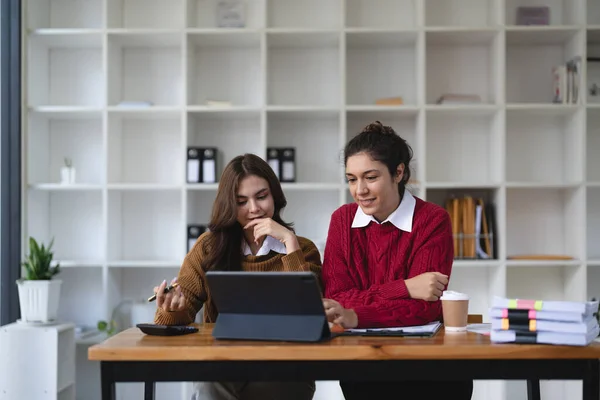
[322,197,454,328]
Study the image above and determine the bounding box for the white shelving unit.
[21,1,600,400]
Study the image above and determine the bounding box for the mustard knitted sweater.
[154,232,323,325]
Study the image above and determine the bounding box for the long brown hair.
[201,153,294,272]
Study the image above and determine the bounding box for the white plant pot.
[60,166,76,184]
[16,279,62,324]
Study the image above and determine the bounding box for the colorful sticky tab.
[502,319,510,330]
[502,309,508,318]
[529,320,537,331]
[528,310,537,319]
[507,299,543,310]
[518,299,536,309]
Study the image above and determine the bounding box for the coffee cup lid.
[440,290,469,301]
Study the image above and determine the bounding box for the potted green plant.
[16,237,62,324]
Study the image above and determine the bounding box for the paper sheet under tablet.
[345,321,442,334]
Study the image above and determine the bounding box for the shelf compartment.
[27,190,104,261]
[282,190,341,256]
[107,0,185,29]
[107,112,183,185]
[187,190,216,230]
[346,31,418,106]
[587,30,600,105]
[187,32,262,107]
[505,0,584,26]
[187,0,265,29]
[506,108,583,185]
[267,32,340,107]
[589,109,600,181]
[105,267,182,342]
[588,188,600,260]
[507,266,570,300]
[107,190,184,262]
[589,268,600,309]
[187,110,262,179]
[346,109,418,178]
[590,2,600,25]
[28,0,103,29]
[426,30,501,105]
[109,267,181,305]
[28,32,103,107]
[445,268,495,317]
[28,111,104,185]
[506,29,582,103]
[506,26,580,45]
[267,110,341,184]
[107,33,183,107]
[506,187,584,260]
[56,268,105,327]
[345,0,417,29]
[426,111,502,184]
[426,188,500,260]
[425,0,498,28]
[267,0,341,29]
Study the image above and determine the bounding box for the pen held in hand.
[148,282,179,302]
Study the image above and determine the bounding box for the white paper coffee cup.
[440,291,469,332]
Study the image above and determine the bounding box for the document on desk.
[342,321,442,337]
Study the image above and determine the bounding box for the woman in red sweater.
[321,121,472,400]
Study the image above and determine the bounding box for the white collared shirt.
[351,190,416,232]
[242,235,287,256]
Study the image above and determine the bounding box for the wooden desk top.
[88,324,600,362]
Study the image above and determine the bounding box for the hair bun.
[361,121,396,136]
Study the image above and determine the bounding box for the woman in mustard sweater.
[153,153,321,400]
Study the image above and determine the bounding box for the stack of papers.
[342,321,442,337]
[489,296,600,346]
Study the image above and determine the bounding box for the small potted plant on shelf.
[16,237,62,324]
[60,157,75,184]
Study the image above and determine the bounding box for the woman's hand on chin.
[243,218,300,253]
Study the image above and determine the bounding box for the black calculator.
[136,323,199,336]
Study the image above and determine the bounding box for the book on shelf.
[516,6,550,26]
[375,96,403,106]
[445,196,495,259]
[187,225,207,253]
[267,147,296,183]
[206,100,232,108]
[553,56,581,104]
[187,147,218,184]
[116,101,153,108]
[507,254,573,261]
[435,94,482,105]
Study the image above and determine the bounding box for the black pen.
[147,282,179,302]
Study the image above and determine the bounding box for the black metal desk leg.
[101,362,116,400]
[144,381,156,400]
[583,359,600,400]
[527,379,541,400]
